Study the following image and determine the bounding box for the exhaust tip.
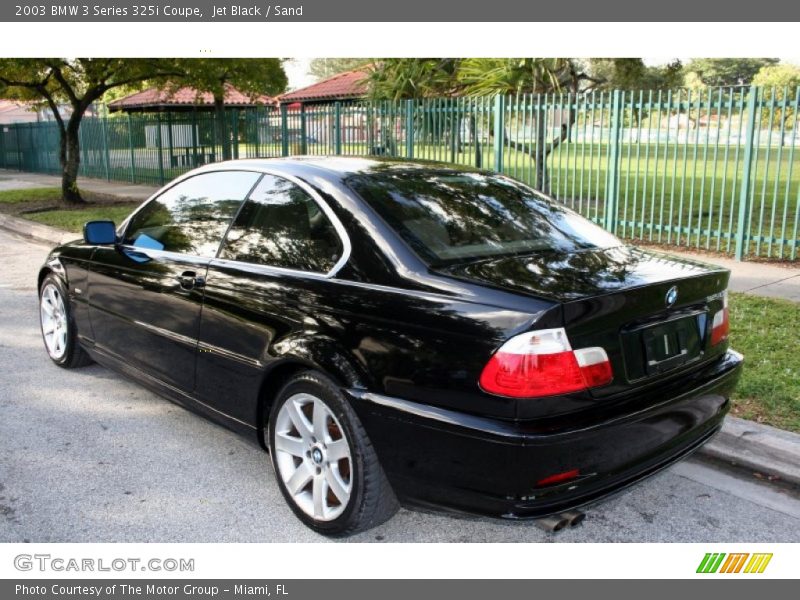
[561,509,586,527]
[534,515,570,532]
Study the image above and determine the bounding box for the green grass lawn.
[729,292,800,432]
[0,187,63,204]
[25,204,136,233]
[0,187,137,233]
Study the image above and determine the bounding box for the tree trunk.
[215,97,231,161]
[501,106,574,196]
[61,114,84,204]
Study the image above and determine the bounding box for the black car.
[37,157,742,536]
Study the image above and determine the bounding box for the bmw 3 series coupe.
[38,157,742,535]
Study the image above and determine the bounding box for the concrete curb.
[2,211,799,487]
[0,212,77,246]
[698,416,800,486]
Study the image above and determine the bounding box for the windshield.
[347,169,621,266]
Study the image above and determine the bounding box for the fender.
[38,256,67,290]
[270,333,372,391]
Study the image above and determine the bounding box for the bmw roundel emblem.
[665,286,678,308]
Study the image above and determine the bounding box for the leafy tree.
[457,58,602,193]
[588,59,646,90]
[752,63,800,89]
[0,58,181,203]
[685,58,779,87]
[173,59,287,161]
[308,58,371,81]
[643,60,684,90]
[589,59,683,91]
[367,58,460,100]
[752,63,800,133]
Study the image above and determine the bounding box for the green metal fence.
[1,85,799,260]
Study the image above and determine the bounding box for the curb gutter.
[0,212,77,246]
[2,212,799,487]
[699,416,800,487]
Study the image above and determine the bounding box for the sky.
[284,58,316,91]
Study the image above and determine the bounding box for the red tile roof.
[108,84,276,111]
[279,69,370,104]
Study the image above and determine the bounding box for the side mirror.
[83,220,117,245]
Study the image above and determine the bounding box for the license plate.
[641,316,702,375]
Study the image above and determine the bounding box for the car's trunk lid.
[434,246,730,398]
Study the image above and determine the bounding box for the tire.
[268,370,398,536]
[39,274,93,369]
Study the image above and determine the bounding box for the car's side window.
[218,175,343,273]
[123,171,261,258]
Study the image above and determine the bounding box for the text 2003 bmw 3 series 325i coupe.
[38,157,742,535]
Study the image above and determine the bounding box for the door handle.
[177,271,205,290]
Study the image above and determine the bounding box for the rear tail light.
[711,291,729,346]
[479,328,613,398]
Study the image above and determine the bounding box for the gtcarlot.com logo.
[696,552,773,574]
[14,554,195,572]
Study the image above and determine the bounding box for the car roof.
[186,156,483,180]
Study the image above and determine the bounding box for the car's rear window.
[347,169,621,266]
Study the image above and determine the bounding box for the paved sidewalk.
[0,169,159,200]
[639,244,800,303]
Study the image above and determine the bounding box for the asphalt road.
[1,228,799,543]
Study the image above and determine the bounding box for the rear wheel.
[39,274,93,368]
[268,370,398,536]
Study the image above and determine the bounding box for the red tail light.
[711,291,729,346]
[479,328,613,398]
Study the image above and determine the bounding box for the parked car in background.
[37,157,742,535]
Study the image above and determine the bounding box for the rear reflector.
[479,328,613,398]
[711,291,729,346]
[536,468,581,487]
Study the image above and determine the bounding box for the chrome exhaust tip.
[534,515,570,532]
[561,509,586,527]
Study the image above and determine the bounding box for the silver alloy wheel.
[40,283,68,360]
[274,392,353,521]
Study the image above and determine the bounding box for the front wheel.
[39,274,93,368]
[268,370,398,536]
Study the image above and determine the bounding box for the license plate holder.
[641,316,702,375]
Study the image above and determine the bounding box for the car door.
[87,170,262,392]
[194,174,346,425]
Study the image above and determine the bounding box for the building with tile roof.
[278,68,369,106]
[108,84,276,113]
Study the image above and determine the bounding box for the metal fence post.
[735,86,759,261]
[334,102,342,156]
[156,112,165,186]
[232,109,240,159]
[126,113,136,183]
[15,124,22,171]
[280,104,289,157]
[166,111,175,169]
[405,100,415,159]
[493,95,505,173]
[300,104,308,155]
[604,89,623,233]
[101,116,111,181]
[0,126,6,169]
[191,110,199,166]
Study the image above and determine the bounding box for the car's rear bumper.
[347,349,743,519]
